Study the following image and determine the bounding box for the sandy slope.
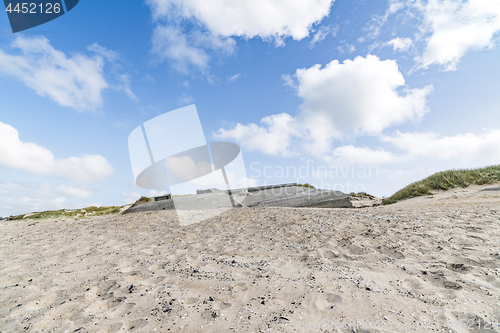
[1,185,499,332]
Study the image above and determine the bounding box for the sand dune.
[1,185,499,332]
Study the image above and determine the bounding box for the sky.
[1,0,500,217]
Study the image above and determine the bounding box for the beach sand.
[1,184,499,332]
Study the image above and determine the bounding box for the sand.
[1,184,499,332]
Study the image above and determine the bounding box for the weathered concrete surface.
[239,187,352,208]
[124,185,352,214]
[124,199,175,213]
[124,192,232,214]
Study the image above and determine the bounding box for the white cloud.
[186,170,259,190]
[147,190,168,197]
[122,191,141,204]
[164,156,212,183]
[0,181,96,216]
[147,0,334,43]
[0,37,109,110]
[87,43,118,62]
[231,176,259,189]
[325,146,399,166]
[382,129,500,165]
[282,74,296,88]
[217,55,432,158]
[152,25,208,72]
[319,129,500,167]
[315,129,500,167]
[152,25,234,73]
[216,113,300,157]
[414,0,500,71]
[0,182,92,199]
[116,74,138,101]
[0,195,68,217]
[295,55,432,145]
[388,37,413,51]
[309,25,338,48]
[364,0,404,38]
[369,37,413,52]
[379,169,415,181]
[0,121,114,182]
[148,0,334,72]
[56,184,93,198]
[228,74,241,83]
[336,41,356,54]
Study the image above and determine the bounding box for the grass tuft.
[298,183,315,189]
[132,196,152,206]
[383,164,500,205]
[8,205,125,221]
[349,192,376,200]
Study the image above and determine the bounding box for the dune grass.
[7,196,157,220]
[383,165,500,205]
[9,205,125,221]
[132,196,152,205]
[298,183,315,189]
[349,192,376,200]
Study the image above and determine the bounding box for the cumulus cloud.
[217,55,432,158]
[414,0,500,71]
[295,55,432,155]
[382,129,500,165]
[0,37,109,110]
[317,129,500,167]
[388,37,413,52]
[147,0,334,42]
[148,0,334,71]
[216,113,300,157]
[316,129,500,167]
[0,121,114,182]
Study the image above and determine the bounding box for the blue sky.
[1,0,500,216]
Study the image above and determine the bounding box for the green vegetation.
[132,196,152,206]
[8,205,125,221]
[5,196,158,221]
[383,165,500,205]
[298,183,315,189]
[349,192,376,200]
